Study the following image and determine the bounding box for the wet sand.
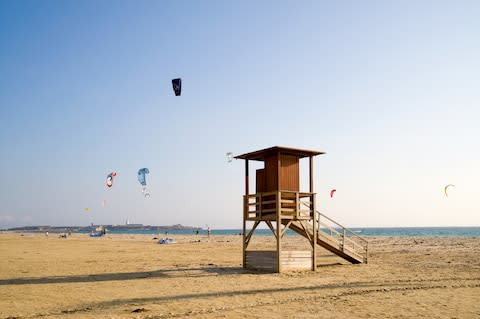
[0,233,479,318]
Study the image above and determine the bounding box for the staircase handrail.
[300,202,368,263]
[299,201,367,244]
[316,211,368,245]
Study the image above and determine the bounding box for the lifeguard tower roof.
[235,146,325,161]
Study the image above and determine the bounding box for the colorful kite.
[444,184,455,197]
[137,168,150,197]
[106,172,117,188]
[172,78,181,96]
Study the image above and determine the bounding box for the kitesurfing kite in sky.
[172,78,181,96]
[330,189,336,198]
[226,152,233,163]
[444,184,455,197]
[106,172,117,188]
[137,168,150,197]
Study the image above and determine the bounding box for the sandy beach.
[0,233,479,319]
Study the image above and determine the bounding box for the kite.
[101,200,106,207]
[226,152,233,163]
[330,189,336,198]
[137,168,150,197]
[444,184,455,197]
[106,172,117,188]
[84,208,91,212]
[172,78,181,96]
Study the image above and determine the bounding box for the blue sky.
[1,1,479,229]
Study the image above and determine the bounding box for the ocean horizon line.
[3,225,479,230]
[3,226,479,237]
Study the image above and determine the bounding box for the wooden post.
[245,160,249,196]
[310,156,317,271]
[243,194,246,269]
[295,192,299,219]
[243,160,249,269]
[309,156,314,193]
[277,153,282,273]
[276,191,282,273]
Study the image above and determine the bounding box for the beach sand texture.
[1,233,479,319]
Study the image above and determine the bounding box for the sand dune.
[0,233,479,318]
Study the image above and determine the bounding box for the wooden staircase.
[286,209,368,264]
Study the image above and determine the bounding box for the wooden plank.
[245,251,277,272]
[281,251,312,257]
[281,250,312,270]
[265,220,276,238]
[312,192,317,270]
[265,154,278,192]
[256,169,266,193]
[260,200,277,205]
[259,208,277,213]
[245,159,249,195]
[246,251,276,258]
[309,156,313,193]
[245,220,260,247]
[281,220,292,238]
[279,154,299,191]
[248,208,277,214]
[243,195,246,269]
[276,190,281,273]
[295,192,299,218]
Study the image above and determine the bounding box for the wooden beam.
[277,151,281,191]
[245,220,260,247]
[265,220,276,238]
[296,192,300,219]
[309,156,314,193]
[245,159,249,196]
[243,196,246,269]
[243,158,249,269]
[309,157,316,271]
[281,220,293,238]
[312,193,317,271]
[276,191,282,273]
[298,220,313,245]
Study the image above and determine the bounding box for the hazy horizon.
[1,1,479,229]
[4,223,480,231]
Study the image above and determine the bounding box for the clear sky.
[1,1,479,229]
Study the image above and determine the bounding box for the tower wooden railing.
[244,191,314,221]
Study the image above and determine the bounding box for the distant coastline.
[2,225,479,237]
[2,223,202,234]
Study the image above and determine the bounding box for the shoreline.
[2,229,479,239]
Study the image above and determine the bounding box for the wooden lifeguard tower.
[235,146,368,273]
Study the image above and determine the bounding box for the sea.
[91,227,480,237]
